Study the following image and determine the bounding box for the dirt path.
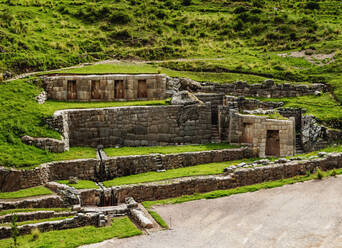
[82,176,342,248]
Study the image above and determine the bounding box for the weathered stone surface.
[21,135,66,153]
[171,91,203,105]
[42,74,167,101]
[0,213,99,239]
[199,80,326,98]
[0,147,253,192]
[91,152,342,204]
[130,208,153,229]
[55,104,212,148]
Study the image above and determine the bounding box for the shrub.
[108,11,132,25]
[233,6,248,14]
[305,1,320,10]
[182,0,192,6]
[316,168,324,180]
[11,215,19,247]
[330,169,337,177]
[31,228,40,241]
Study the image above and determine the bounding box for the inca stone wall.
[21,135,66,153]
[225,96,284,110]
[42,74,166,101]
[85,152,342,204]
[199,80,326,98]
[0,147,253,192]
[59,104,212,148]
[0,213,99,239]
[228,111,295,157]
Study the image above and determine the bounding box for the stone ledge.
[21,135,66,153]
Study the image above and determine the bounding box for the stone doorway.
[138,80,147,98]
[266,130,280,156]
[240,123,253,143]
[115,80,124,99]
[67,80,77,100]
[91,80,101,99]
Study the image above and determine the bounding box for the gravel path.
[81,176,342,248]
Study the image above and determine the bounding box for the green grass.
[40,99,169,116]
[0,208,70,216]
[148,210,168,229]
[104,143,239,157]
[103,158,257,187]
[57,180,99,190]
[142,167,342,209]
[0,216,73,227]
[56,63,159,75]
[255,93,342,125]
[1,0,340,75]
[0,186,52,199]
[0,216,142,248]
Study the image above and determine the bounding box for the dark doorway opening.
[138,80,147,98]
[91,80,101,99]
[115,80,124,99]
[266,130,280,156]
[67,80,77,100]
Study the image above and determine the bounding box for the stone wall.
[90,152,342,203]
[225,96,284,110]
[0,195,65,210]
[228,111,295,157]
[42,74,166,101]
[278,108,303,131]
[21,135,66,153]
[0,147,253,192]
[199,80,326,98]
[59,104,212,148]
[0,210,75,223]
[195,93,225,125]
[0,213,99,239]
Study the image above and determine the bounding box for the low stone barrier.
[88,152,342,203]
[199,80,326,98]
[0,211,75,223]
[0,147,253,192]
[0,195,65,210]
[0,213,99,239]
[21,135,66,153]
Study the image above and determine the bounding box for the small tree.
[11,215,19,247]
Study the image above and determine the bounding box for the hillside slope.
[0,0,341,75]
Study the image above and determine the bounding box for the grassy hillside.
[0,0,341,168]
[0,0,341,75]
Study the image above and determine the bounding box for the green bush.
[108,11,132,24]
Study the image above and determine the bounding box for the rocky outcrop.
[171,91,203,105]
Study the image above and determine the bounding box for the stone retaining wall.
[225,96,284,110]
[0,211,75,223]
[87,153,342,204]
[0,148,253,192]
[21,135,66,153]
[0,213,99,239]
[0,195,65,210]
[199,80,326,98]
[54,104,212,148]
